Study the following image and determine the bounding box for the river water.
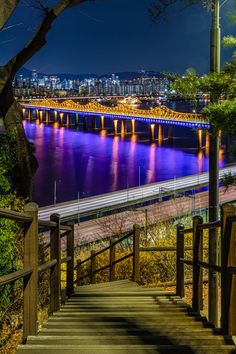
[24,100,227,206]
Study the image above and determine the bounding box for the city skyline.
[13,68,170,97]
[1,0,235,75]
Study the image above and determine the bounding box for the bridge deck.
[17,280,236,353]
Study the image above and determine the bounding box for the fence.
[76,225,140,284]
[176,203,236,336]
[0,203,74,341]
[1,202,236,340]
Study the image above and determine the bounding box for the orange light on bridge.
[150,124,155,141]
[100,115,105,130]
[158,124,163,144]
[205,132,209,150]
[113,119,118,135]
[59,112,64,125]
[198,129,203,149]
[131,119,135,134]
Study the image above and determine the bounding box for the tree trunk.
[0,76,38,199]
[0,0,86,199]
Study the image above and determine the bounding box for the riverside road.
[39,165,236,221]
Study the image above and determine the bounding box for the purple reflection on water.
[24,121,225,206]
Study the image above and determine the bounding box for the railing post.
[110,240,115,282]
[49,213,61,313]
[144,209,148,246]
[192,216,203,312]
[221,204,236,335]
[66,223,74,297]
[176,224,184,298]
[77,259,81,286]
[133,224,140,282]
[23,202,39,341]
[221,203,236,243]
[91,250,96,284]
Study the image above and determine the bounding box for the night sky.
[1,0,235,75]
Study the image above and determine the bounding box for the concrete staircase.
[17,280,236,354]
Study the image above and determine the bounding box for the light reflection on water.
[24,120,225,207]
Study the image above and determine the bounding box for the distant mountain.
[17,68,165,81]
[17,67,33,77]
[112,71,165,80]
[17,68,97,80]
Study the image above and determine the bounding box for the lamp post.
[54,180,57,205]
[208,0,221,327]
[138,166,141,187]
[78,191,80,224]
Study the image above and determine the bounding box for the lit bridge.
[21,99,210,140]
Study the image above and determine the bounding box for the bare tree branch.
[0,0,97,197]
[30,0,51,15]
[148,0,209,22]
[5,0,87,81]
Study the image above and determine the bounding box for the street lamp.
[208,0,221,327]
[138,165,141,187]
[54,180,57,205]
[78,191,80,224]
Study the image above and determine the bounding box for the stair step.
[45,317,207,325]
[43,322,208,329]
[71,292,175,297]
[56,308,189,313]
[16,344,236,354]
[27,335,227,345]
[40,327,215,335]
[47,315,204,322]
[53,308,200,320]
[64,303,187,308]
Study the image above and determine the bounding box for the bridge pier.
[198,129,203,149]
[22,108,26,119]
[100,116,105,130]
[28,108,32,120]
[205,132,210,149]
[49,109,53,123]
[59,112,64,126]
[92,116,96,130]
[121,120,127,135]
[45,110,49,123]
[113,119,119,135]
[158,124,164,142]
[75,113,79,126]
[54,111,58,123]
[131,119,135,134]
[39,110,43,123]
[83,116,88,130]
[66,113,71,127]
[149,124,155,141]
[35,109,39,120]
[168,125,173,142]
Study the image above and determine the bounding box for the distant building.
[13,70,170,98]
